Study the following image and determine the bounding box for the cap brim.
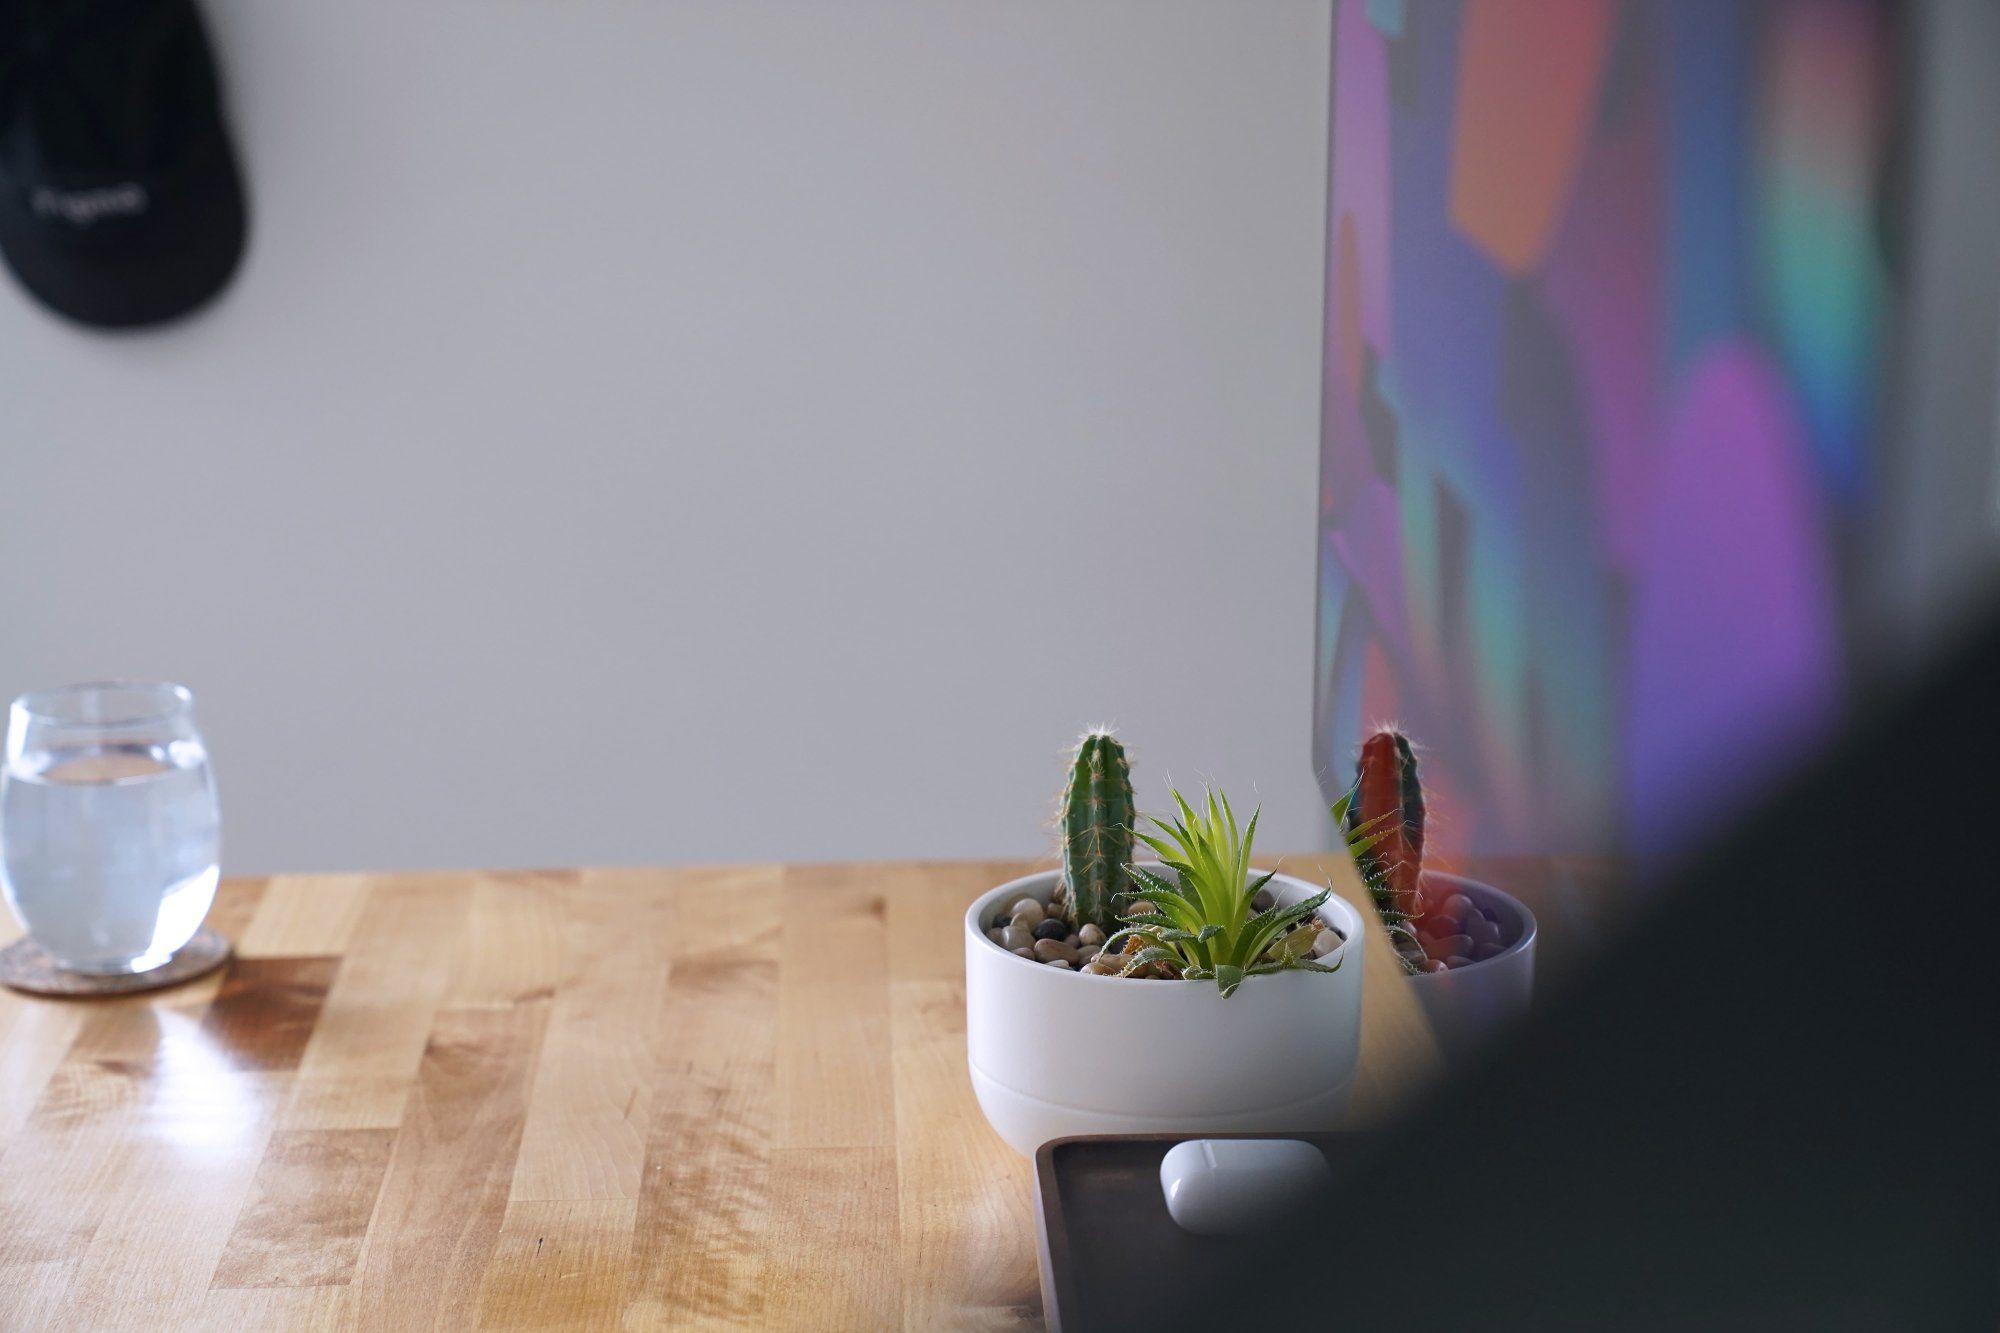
[0,139,247,331]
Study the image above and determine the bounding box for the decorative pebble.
[1422,959,1448,973]
[1311,930,1341,959]
[1444,955,1474,970]
[1032,918,1068,942]
[986,927,1004,945]
[1473,940,1504,961]
[1011,946,1036,959]
[1064,932,1080,948]
[1033,937,1078,965]
[1009,898,1045,929]
[1128,899,1159,917]
[1077,923,1105,946]
[1044,958,1073,969]
[1076,945,1101,965]
[1085,954,1119,975]
[1424,933,1473,963]
[1251,889,1276,913]
[1424,928,1472,960]
[1466,914,1502,947]
[1001,925,1034,951]
[1439,893,1475,922]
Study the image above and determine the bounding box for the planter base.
[970,1064,1355,1157]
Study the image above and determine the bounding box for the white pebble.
[1311,929,1342,958]
[1012,946,1036,960]
[1044,958,1073,969]
[1077,923,1106,946]
[1009,898,1045,929]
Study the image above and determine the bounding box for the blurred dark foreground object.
[0,0,246,327]
[1195,604,2000,1331]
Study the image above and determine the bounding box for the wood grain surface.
[0,855,1453,1330]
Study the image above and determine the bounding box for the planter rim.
[963,864,1357,988]
[1402,870,1537,981]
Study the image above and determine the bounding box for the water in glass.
[1,683,220,974]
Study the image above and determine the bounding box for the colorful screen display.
[1314,0,1897,868]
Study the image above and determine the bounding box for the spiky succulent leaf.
[1121,866,1202,924]
[1247,954,1341,976]
[1105,922,1200,949]
[1237,889,1332,966]
[1131,830,1196,870]
[1266,924,1321,962]
[1116,946,1184,978]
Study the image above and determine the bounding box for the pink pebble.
[1424,933,1473,962]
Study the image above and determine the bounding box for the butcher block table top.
[0,854,1532,1329]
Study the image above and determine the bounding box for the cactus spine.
[1350,729,1426,919]
[1060,732,1134,932]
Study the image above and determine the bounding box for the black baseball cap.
[0,0,247,328]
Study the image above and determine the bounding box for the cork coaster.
[0,928,233,998]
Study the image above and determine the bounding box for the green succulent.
[1106,786,1343,998]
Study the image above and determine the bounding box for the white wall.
[1,0,1335,874]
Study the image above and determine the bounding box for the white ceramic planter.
[1405,871,1537,1058]
[965,866,1365,1156]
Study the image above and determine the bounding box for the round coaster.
[0,928,233,998]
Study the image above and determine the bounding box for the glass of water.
[0,682,220,974]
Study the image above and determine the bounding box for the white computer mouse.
[1159,1138,1332,1236]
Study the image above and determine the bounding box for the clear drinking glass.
[0,682,221,974]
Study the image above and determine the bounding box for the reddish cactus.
[1351,729,1425,918]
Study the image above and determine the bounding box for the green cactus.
[1351,730,1425,916]
[1338,728,1428,974]
[1059,731,1134,931]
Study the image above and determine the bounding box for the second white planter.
[1405,871,1538,1058]
[964,866,1365,1156]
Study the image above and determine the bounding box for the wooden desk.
[0,856,1447,1329]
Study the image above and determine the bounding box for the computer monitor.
[1312,0,1998,892]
